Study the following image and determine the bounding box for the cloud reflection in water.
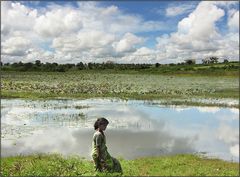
[1,98,239,162]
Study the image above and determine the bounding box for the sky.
[1,1,239,64]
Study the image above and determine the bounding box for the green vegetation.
[1,70,239,104]
[1,153,239,176]
[1,61,239,107]
[1,59,239,76]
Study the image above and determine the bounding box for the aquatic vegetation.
[1,99,91,140]
[1,72,239,107]
[75,105,90,109]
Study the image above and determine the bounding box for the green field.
[1,67,239,107]
[1,154,239,176]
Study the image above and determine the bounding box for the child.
[91,117,122,173]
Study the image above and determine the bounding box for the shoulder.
[93,131,103,138]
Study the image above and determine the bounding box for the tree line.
[0,57,231,72]
[0,60,152,72]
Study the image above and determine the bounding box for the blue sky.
[1,1,239,64]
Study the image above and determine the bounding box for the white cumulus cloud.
[228,10,239,32]
[113,33,144,53]
[156,1,239,63]
[230,144,239,157]
[1,2,37,35]
[166,4,195,17]
[34,8,83,38]
[2,36,31,56]
[1,1,239,64]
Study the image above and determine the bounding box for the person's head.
[94,117,109,131]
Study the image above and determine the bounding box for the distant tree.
[105,61,115,69]
[56,65,65,72]
[65,63,75,69]
[223,59,229,63]
[202,58,209,64]
[106,60,114,64]
[77,62,85,70]
[43,62,53,71]
[12,62,19,68]
[185,59,196,65]
[0,61,2,66]
[209,56,219,63]
[35,60,41,67]
[10,61,23,70]
[94,63,101,69]
[155,63,160,68]
[52,62,58,67]
[88,62,94,69]
[202,57,219,64]
[17,62,33,71]
[18,61,23,66]
[108,64,114,69]
[24,62,33,69]
[177,62,185,65]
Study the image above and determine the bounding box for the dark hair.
[94,117,109,130]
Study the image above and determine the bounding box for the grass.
[1,153,239,176]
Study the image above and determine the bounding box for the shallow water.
[1,98,239,162]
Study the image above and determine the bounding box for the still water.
[1,98,239,162]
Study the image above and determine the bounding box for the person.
[91,117,122,173]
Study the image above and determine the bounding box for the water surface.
[1,98,239,162]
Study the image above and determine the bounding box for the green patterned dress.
[91,131,122,173]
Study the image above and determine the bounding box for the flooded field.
[1,72,239,107]
[1,98,239,162]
